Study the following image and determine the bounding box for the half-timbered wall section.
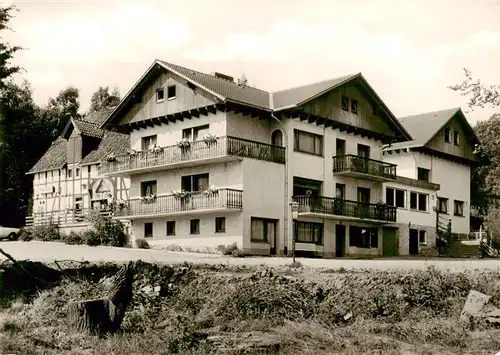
[27,112,130,232]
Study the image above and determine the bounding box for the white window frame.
[156,88,165,103]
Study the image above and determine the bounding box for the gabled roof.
[79,131,129,166]
[272,73,359,110]
[26,137,67,174]
[384,107,478,151]
[101,59,411,141]
[83,107,115,125]
[62,117,104,139]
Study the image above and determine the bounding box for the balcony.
[332,155,396,182]
[101,136,285,176]
[293,195,396,223]
[113,188,243,219]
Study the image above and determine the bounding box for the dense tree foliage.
[0,6,21,89]
[89,86,120,113]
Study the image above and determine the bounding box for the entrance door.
[409,228,419,255]
[335,224,346,257]
[382,227,397,256]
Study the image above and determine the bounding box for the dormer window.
[156,88,165,102]
[167,85,176,100]
[341,96,358,114]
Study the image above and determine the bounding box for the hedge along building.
[26,108,131,234]
[97,59,440,257]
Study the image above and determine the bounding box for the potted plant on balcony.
[150,144,164,154]
[203,133,219,146]
[332,197,343,215]
[106,153,117,162]
[128,149,138,157]
[375,200,387,219]
[203,185,219,197]
[141,194,156,204]
[177,138,191,149]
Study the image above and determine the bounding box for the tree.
[89,86,120,112]
[40,86,81,138]
[448,68,500,110]
[0,5,22,89]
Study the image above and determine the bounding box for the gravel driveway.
[1,241,499,272]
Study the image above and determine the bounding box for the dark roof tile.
[79,131,129,166]
[27,138,67,174]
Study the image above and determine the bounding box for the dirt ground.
[1,240,499,272]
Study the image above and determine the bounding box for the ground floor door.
[335,224,346,257]
[382,227,398,256]
[409,228,419,255]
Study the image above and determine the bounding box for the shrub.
[136,238,150,249]
[217,243,239,255]
[231,248,246,258]
[27,222,60,241]
[84,230,101,246]
[419,246,439,257]
[62,231,85,245]
[17,228,33,241]
[90,214,128,247]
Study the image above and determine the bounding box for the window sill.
[156,99,165,103]
[419,243,427,246]
[438,212,449,215]
[454,214,465,218]
[409,209,430,214]
[167,96,177,101]
[215,231,226,234]
[166,234,176,237]
[190,233,200,236]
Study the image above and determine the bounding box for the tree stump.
[68,262,134,336]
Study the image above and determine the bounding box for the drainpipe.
[270,113,289,255]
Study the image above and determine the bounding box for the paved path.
[1,241,499,272]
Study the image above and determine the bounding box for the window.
[296,221,323,245]
[156,88,164,102]
[410,192,428,212]
[386,188,405,208]
[350,99,358,114]
[166,221,176,236]
[250,217,277,242]
[97,164,101,176]
[446,128,452,142]
[438,197,449,214]
[45,171,48,179]
[336,139,346,156]
[141,135,157,151]
[454,200,464,216]
[294,129,323,156]
[88,166,91,175]
[190,219,200,235]
[75,168,80,177]
[419,230,427,245]
[68,169,73,178]
[167,85,176,99]
[141,180,157,196]
[454,131,460,146]
[182,124,209,141]
[357,144,370,159]
[417,167,430,182]
[335,183,345,199]
[215,217,226,233]
[181,173,209,192]
[341,96,349,111]
[144,223,153,238]
[357,187,370,203]
[349,226,378,248]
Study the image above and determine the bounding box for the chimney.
[211,72,234,82]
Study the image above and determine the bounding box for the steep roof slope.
[79,131,129,166]
[27,138,67,174]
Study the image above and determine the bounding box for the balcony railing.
[293,195,397,222]
[114,188,243,217]
[332,155,397,180]
[25,208,112,227]
[102,136,285,174]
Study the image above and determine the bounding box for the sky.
[3,0,500,124]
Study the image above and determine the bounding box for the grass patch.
[1,261,499,354]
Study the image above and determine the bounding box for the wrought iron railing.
[332,154,397,179]
[114,188,243,217]
[293,195,397,222]
[101,136,285,174]
[25,208,112,227]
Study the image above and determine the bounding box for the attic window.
[167,85,176,100]
[156,88,165,102]
[350,99,358,115]
[444,128,451,143]
[341,96,349,111]
[454,131,460,146]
